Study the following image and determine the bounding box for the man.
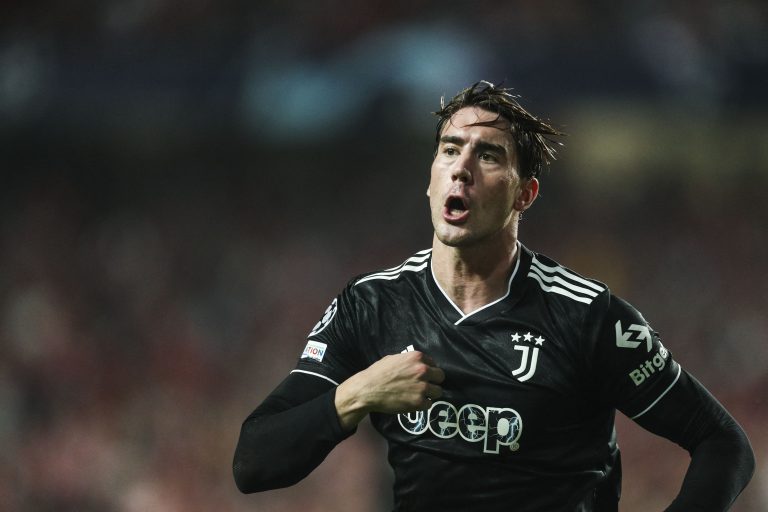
[233,81,754,511]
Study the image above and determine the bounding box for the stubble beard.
[432,208,518,251]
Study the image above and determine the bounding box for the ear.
[514,178,539,212]
[426,186,430,198]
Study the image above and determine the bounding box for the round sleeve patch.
[308,298,338,337]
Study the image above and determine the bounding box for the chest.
[362,304,597,455]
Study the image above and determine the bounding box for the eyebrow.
[439,135,508,156]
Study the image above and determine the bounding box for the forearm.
[233,378,352,493]
[634,371,755,511]
[335,375,371,431]
[664,420,754,512]
[233,351,445,492]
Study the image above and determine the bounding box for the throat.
[431,244,520,316]
[444,276,511,316]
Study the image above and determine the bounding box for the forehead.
[441,106,514,145]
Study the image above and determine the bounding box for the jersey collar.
[426,242,533,327]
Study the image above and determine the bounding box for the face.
[428,106,537,248]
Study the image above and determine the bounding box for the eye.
[479,152,497,162]
[443,146,458,156]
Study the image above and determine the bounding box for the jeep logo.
[398,400,523,454]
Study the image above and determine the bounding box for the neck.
[431,232,520,315]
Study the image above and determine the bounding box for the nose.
[451,157,473,184]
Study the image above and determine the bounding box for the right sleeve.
[232,372,355,493]
[293,281,368,385]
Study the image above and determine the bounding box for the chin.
[434,227,474,248]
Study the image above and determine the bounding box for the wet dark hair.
[434,80,564,179]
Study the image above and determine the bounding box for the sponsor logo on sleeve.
[615,320,653,351]
[629,344,669,386]
[301,340,328,363]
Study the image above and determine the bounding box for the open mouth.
[443,195,469,222]
[447,196,466,215]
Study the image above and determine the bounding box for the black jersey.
[293,244,681,511]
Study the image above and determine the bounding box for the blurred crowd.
[1,1,767,511]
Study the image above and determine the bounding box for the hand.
[335,351,445,431]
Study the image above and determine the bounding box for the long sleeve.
[233,372,355,493]
[633,370,755,511]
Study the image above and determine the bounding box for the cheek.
[484,182,518,217]
[485,174,517,198]
[427,164,442,201]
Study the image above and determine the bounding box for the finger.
[411,353,444,381]
[425,383,443,401]
[425,365,446,384]
[419,352,435,366]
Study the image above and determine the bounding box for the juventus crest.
[510,331,544,382]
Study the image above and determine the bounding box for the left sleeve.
[590,293,681,419]
[634,370,755,511]
[590,293,755,510]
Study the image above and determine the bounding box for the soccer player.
[233,81,754,511]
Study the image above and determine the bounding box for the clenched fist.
[335,351,445,431]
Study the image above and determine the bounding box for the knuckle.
[414,363,428,378]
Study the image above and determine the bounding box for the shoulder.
[524,249,609,308]
[349,248,432,292]
[330,249,432,322]
[311,249,431,336]
[524,251,649,326]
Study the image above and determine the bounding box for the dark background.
[1,1,766,510]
